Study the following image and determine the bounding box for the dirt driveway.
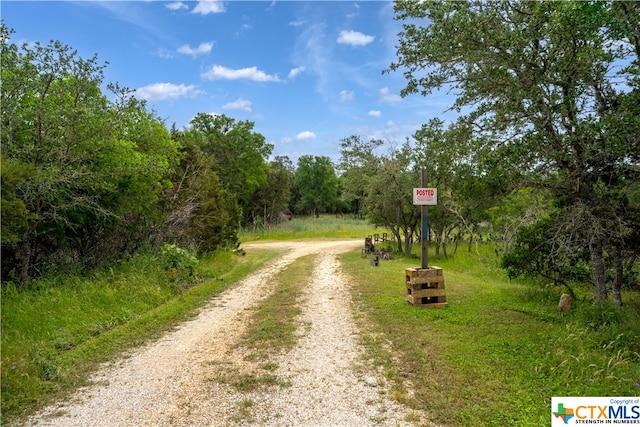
[25,240,425,426]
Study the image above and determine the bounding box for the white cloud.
[155,48,173,59]
[166,2,188,11]
[337,30,374,47]
[236,23,252,37]
[192,0,225,15]
[385,120,402,134]
[289,20,306,27]
[295,131,317,141]
[222,98,252,112]
[368,110,382,117]
[339,90,355,102]
[135,83,203,102]
[202,65,280,82]
[288,66,305,79]
[177,41,213,57]
[379,87,402,103]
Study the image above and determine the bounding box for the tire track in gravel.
[23,240,424,427]
[246,249,418,426]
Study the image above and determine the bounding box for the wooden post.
[421,168,428,269]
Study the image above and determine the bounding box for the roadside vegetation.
[342,245,640,426]
[2,2,639,425]
[0,247,281,424]
[2,217,639,426]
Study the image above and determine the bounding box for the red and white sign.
[413,188,437,205]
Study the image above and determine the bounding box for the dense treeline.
[3,0,640,312]
[0,25,343,283]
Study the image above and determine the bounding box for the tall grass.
[1,247,281,424]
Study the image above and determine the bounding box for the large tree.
[293,155,339,217]
[389,0,640,306]
[185,113,273,219]
[337,135,383,217]
[1,26,179,281]
[249,155,295,230]
[365,141,421,257]
[161,128,240,252]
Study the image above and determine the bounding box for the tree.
[293,155,339,217]
[413,118,515,256]
[160,129,240,252]
[1,26,179,281]
[337,135,383,217]
[365,141,421,257]
[389,1,640,307]
[249,155,295,230]
[185,113,273,221]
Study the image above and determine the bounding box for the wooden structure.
[405,266,447,308]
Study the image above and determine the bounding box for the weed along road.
[24,239,425,427]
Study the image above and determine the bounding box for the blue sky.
[3,1,454,163]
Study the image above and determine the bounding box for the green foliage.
[389,1,640,307]
[293,155,339,217]
[161,131,241,252]
[160,244,199,282]
[341,244,640,426]
[366,142,421,256]
[185,113,273,210]
[1,248,278,423]
[337,135,383,216]
[0,26,180,281]
[247,156,295,229]
[501,214,591,295]
[0,155,32,246]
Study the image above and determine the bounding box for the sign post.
[407,173,446,308]
[413,170,437,269]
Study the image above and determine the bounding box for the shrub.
[160,244,199,284]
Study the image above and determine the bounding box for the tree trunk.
[17,231,33,283]
[453,232,461,255]
[391,227,403,253]
[403,228,414,257]
[611,245,624,307]
[589,238,608,308]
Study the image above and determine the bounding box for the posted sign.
[413,188,437,205]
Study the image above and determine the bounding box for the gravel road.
[24,239,427,427]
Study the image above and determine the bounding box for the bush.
[160,244,199,284]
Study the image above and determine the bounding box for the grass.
[239,214,382,241]
[238,254,314,359]
[3,216,639,426]
[209,255,314,424]
[340,246,640,426]
[1,247,282,425]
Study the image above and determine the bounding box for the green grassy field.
[239,214,381,241]
[341,247,640,426]
[2,216,638,426]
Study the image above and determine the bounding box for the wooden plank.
[406,294,448,307]
[405,267,443,285]
[406,278,445,290]
[407,288,447,298]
